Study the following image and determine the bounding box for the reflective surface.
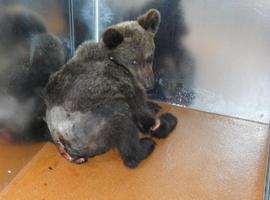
[0,1,69,141]
[74,0,270,123]
[183,0,270,123]
[0,0,269,123]
[0,0,73,54]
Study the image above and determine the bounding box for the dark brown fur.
[45,9,177,168]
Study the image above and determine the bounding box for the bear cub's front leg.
[134,103,178,138]
[133,108,157,134]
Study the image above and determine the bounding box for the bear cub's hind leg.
[117,118,156,168]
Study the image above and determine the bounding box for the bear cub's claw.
[151,113,178,138]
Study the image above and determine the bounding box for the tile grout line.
[156,101,269,126]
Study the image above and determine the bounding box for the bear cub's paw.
[147,101,162,114]
[151,113,178,138]
[123,138,156,168]
[140,138,156,159]
[136,114,156,134]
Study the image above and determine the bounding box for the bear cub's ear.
[137,9,161,34]
[103,28,124,49]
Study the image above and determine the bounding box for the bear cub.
[45,9,177,168]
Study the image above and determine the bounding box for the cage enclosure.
[0,0,269,199]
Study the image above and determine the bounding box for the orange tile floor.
[0,104,269,200]
[0,142,44,191]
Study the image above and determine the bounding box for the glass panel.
[95,0,270,123]
[0,0,73,55]
[1,0,268,126]
[0,0,72,141]
[71,0,97,48]
[183,0,270,123]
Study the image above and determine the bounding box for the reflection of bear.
[45,9,177,168]
[0,7,66,142]
[107,0,195,105]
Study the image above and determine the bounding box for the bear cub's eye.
[131,59,138,66]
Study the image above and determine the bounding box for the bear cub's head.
[103,9,160,90]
